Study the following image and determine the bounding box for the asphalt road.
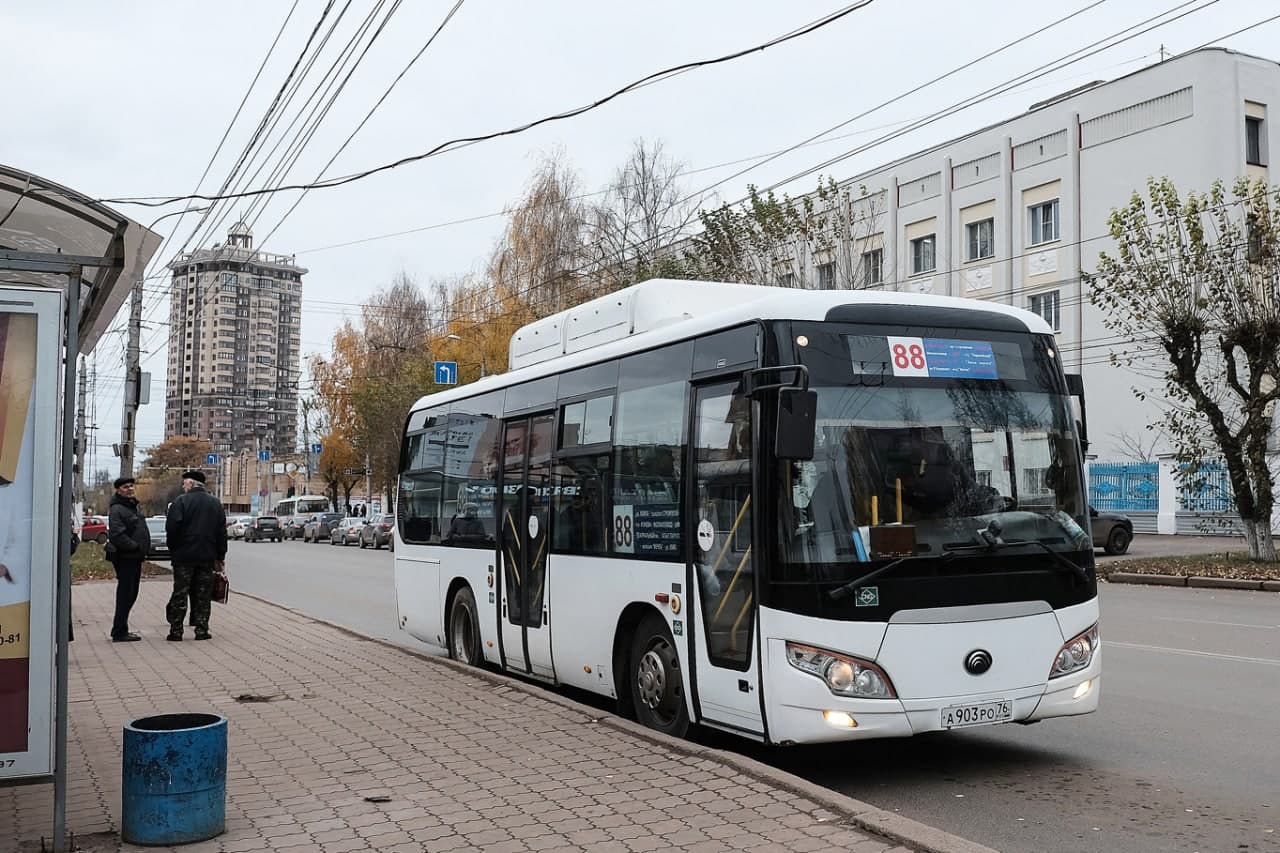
[225,537,1280,853]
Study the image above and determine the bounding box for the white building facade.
[803,48,1275,458]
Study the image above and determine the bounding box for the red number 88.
[892,343,927,370]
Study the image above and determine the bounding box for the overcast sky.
[4,0,1276,472]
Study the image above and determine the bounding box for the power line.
[89,1,877,208]
[426,0,1257,355]
[257,0,469,252]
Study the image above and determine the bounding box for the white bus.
[393,280,1100,744]
[271,494,331,539]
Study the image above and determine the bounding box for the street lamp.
[445,333,487,378]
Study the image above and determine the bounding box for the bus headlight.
[785,642,896,699]
[1049,623,1099,679]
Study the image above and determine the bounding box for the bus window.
[441,397,503,547]
[399,408,449,544]
[553,453,611,554]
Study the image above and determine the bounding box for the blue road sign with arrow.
[435,361,458,385]
[258,450,270,461]
[205,453,218,466]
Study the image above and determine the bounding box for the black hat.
[113,476,136,489]
[181,470,207,484]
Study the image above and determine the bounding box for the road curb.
[1108,572,1279,591]
[231,589,994,853]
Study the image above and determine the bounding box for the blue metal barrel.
[122,713,227,845]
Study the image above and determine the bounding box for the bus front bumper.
[766,659,1101,745]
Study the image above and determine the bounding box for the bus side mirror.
[775,388,817,460]
[1064,372,1089,454]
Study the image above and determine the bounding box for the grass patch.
[71,540,170,583]
[1097,551,1280,582]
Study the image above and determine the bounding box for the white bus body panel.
[547,555,686,698]
[760,598,1100,745]
[395,551,444,650]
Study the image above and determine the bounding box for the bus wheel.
[630,614,689,738]
[448,587,482,666]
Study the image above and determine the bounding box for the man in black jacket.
[164,470,226,641]
[106,476,150,642]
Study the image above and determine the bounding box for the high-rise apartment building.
[164,222,304,456]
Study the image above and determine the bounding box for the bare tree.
[1110,428,1164,463]
[586,138,701,289]
[488,152,587,315]
[682,178,887,289]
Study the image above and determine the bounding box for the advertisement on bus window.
[0,289,60,779]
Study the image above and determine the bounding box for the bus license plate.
[941,700,1012,729]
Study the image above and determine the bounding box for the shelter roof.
[0,164,161,352]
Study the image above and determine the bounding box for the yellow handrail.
[729,592,753,651]
[713,545,752,622]
[708,494,751,578]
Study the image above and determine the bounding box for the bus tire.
[630,613,689,738]
[448,586,482,667]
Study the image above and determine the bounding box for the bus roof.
[413,279,1053,413]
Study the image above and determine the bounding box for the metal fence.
[1088,462,1159,511]
[1178,463,1234,513]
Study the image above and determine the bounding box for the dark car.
[245,515,282,542]
[1090,506,1133,555]
[81,515,108,545]
[329,517,363,546]
[304,512,345,543]
[145,517,170,561]
[359,514,395,550]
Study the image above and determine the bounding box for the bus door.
[689,381,764,736]
[498,413,555,679]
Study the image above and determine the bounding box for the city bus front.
[758,313,1099,744]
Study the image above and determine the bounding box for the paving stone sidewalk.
[3,581,988,853]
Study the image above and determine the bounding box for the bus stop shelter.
[0,163,160,851]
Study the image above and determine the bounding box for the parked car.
[303,512,345,543]
[360,514,396,550]
[228,516,253,539]
[1090,506,1133,555]
[329,517,364,546]
[244,515,283,542]
[145,517,170,561]
[81,515,108,545]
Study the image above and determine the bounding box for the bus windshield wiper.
[827,551,955,601]
[943,525,1089,585]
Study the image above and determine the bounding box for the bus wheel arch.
[618,607,690,738]
[445,579,482,666]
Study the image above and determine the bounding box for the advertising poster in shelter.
[0,290,59,779]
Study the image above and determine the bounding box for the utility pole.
[364,452,372,514]
[118,279,142,478]
[74,356,87,511]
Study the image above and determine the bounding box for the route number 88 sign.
[613,505,634,554]
[885,336,929,377]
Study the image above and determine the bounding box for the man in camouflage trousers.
[164,469,226,641]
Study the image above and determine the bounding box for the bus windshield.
[774,324,1087,575]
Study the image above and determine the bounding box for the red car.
[81,515,108,545]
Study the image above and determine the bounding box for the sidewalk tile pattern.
[3,582,912,852]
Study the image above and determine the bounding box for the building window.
[817,261,835,290]
[1029,290,1060,331]
[777,271,796,288]
[1247,116,1265,166]
[862,249,883,285]
[910,235,936,275]
[1028,200,1060,245]
[966,218,994,261]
